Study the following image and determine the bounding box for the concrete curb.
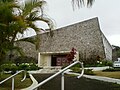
[84,66,110,71]
[21,74,38,90]
[65,70,120,85]
[83,75,120,84]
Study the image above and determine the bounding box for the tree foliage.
[72,0,95,9]
[112,45,120,61]
[0,0,53,63]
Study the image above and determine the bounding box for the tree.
[72,0,95,9]
[0,0,53,64]
[112,45,120,61]
[0,0,95,64]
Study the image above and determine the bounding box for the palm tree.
[14,0,54,48]
[0,0,17,63]
[72,0,95,9]
[0,0,53,63]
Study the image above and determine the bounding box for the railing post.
[31,60,84,90]
[12,77,14,90]
[61,72,64,90]
[0,70,26,90]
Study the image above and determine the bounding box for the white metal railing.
[0,70,26,90]
[31,60,84,90]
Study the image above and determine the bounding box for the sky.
[24,0,120,47]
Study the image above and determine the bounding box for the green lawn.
[94,71,120,79]
[0,73,32,90]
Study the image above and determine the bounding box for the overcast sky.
[38,0,119,47]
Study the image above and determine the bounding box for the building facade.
[16,17,112,68]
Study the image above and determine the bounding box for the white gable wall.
[102,35,112,60]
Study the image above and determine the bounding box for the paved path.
[65,70,120,84]
[29,69,120,85]
[84,66,110,71]
[84,75,120,84]
[33,73,120,90]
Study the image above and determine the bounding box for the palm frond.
[17,37,36,44]
[22,0,46,17]
[72,0,95,9]
[87,0,95,7]
[11,46,24,56]
[17,36,40,50]
[36,16,54,30]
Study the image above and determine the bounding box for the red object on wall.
[56,57,68,66]
[66,47,77,62]
[56,57,62,66]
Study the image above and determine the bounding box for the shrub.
[1,64,11,72]
[106,61,113,67]
[10,64,18,74]
[71,66,95,75]
[84,69,95,75]
[14,56,37,64]
[102,60,113,67]
[18,63,30,70]
[1,63,18,74]
[18,63,39,71]
[70,67,80,73]
[29,63,39,70]
[0,63,39,74]
[84,60,113,67]
[103,68,120,72]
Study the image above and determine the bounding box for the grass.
[0,73,32,90]
[94,71,120,79]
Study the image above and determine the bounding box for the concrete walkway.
[28,69,58,74]
[83,75,120,84]
[29,69,120,85]
[23,67,120,90]
[84,66,110,71]
[65,70,120,85]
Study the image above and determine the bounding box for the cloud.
[107,35,120,46]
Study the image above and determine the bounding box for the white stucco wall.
[38,51,79,67]
[38,53,51,67]
[102,35,112,60]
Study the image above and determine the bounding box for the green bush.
[18,63,39,71]
[10,64,18,74]
[0,63,39,73]
[70,67,80,73]
[71,66,95,75]
[29,63,39,70]
[84,69,95,75]
[14,56,37,64]
[102,60,113,67]
[106,61,113,67]
[1,64,18,74]
[84,60,113,67]
[1,64,11,71]
[18,63,29,70]
[103,68,120,72]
